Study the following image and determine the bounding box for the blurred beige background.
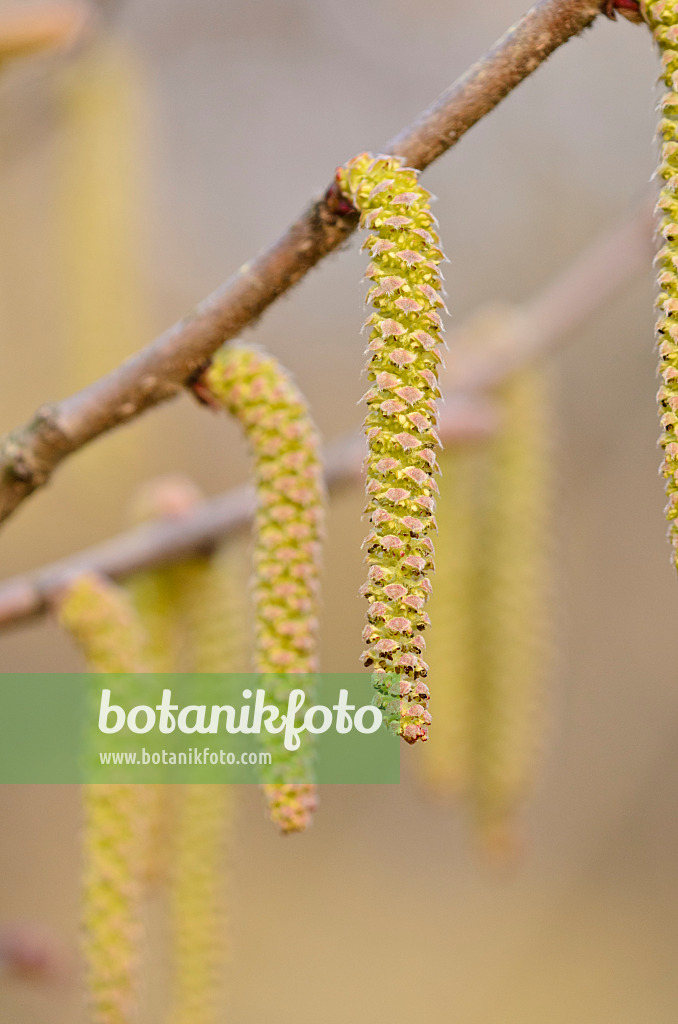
[1,1,677,1021]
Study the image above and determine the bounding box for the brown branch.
[0,407,498,630]
[0,0,606,525]
[0,201,651,633]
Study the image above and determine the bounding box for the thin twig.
[0,201,651,633]
[0,0,606,525]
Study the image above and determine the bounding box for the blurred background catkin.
[1,1,677,1022]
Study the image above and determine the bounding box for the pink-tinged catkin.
[200,345,324,834]
[336,153,446,744]
[56,573,150,1024]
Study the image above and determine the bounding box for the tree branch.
[0,0,606,525]
[0,200,651,633]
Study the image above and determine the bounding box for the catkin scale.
[56,574,149,1024]
[336,153,446,744]
[643,0,678,565]
[201,345,324,834]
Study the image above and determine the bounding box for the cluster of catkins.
[52,132,561,1018]
[58,516,239,1024]
[336,153,445,744]
[42,8,678,1019]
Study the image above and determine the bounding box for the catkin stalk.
[200,345,325,833]
[336,153,447,744]
[56,574,149,1024]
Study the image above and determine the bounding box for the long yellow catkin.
[57,35,149,501]
[168,782,230,1024]
[642,0,678,566]
[336,154,446,745]
[125,477,242,1024]
[167,546,242,1024]
[179,540,252,676]
[125,477,203,893]
[419,446,479,794]
[125,476,210,674]
[472,368,550,851]
[56,573,149,1024]
[201,344,325,834]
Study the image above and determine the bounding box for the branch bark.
[0,0,605,524]
[0,200,651,633]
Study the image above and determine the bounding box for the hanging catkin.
[199,344,324,833]
[179,540,252,676]
[57,35,150,505]
[167,542,243,1024]
[642,0,678,566]
[126,479,251,672]
[124,477,203,892]
[420,446,479,793]
[472,368,550,850]
[125,476,243,1024]
[168,781,229,1024]
[336,153,446,744]
[56,573,149,1024]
